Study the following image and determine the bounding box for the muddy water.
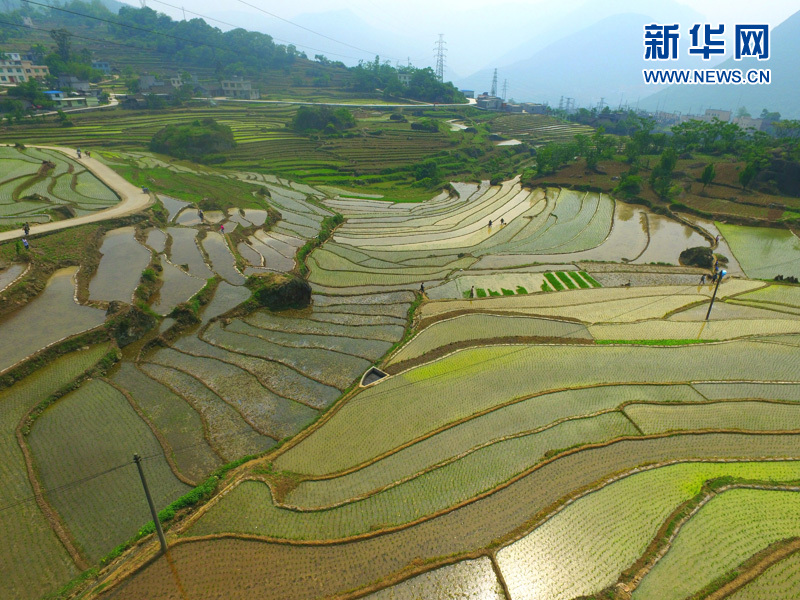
[89,227,150,303]
[166,228,213,279]
[158,195,190,222]
[202,232,246,285]
[0,263,25,293]
[0,267,105,372]
[144,228,166,253]
[152,257,205,316]
[514,203,649,265]
[633,213,708,265]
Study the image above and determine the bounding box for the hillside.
[0,2,462,103]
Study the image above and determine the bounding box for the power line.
[144,0,371,62]
[0,17,147,52]
[233,0,400,61]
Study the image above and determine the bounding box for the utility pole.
[705,269,727,320]
[434,34,446,82]
[501,79,508,101]
[182,5,186,20]
[133,454,168,554]
[490,68,498,97]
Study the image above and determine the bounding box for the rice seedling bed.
[0,267,106,373]
[736,285,800,309]
[497,461,800,600]
[28,379,191,563]
[242,308,405,340]
[590,318,800,341]
[166,228,213,279]
[139,363,275,461]
[300,310,405,328]
[313,303,409,319]
[728,299,800,317]
[73,171,118,203]
[715,224,800,280]
[728,551,800,599]
[88,227,151,303]
[225,320,392,363]
[100,435,800,600]
[389,314,592,366]
[275,341,800,476]
[0,345,109,600]
[189,413,637,540]
[692,382,800,401]
[110,362,222,483]
[288,386,701,506]
[201,323,371,391]
[633,489,800,600]
[312,290,415,307]
[148,348,317,440]
[625,401,800,434]
[174,332,339,410]
[367,557,505,599]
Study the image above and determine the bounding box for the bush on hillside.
[292,106,355,133]
[149,118,235,163]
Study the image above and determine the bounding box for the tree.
[735,106,750,118]
[50,28,72,62]
[739,162,758,189]
[700,163,716,190]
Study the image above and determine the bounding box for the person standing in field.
[23,222,30,236]
[700,274,706,285]
[220,223,225,234]
[22,238,29,250]
[470,285,475,298]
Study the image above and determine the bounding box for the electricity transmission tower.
[434,34,446,82]
[490,68,498,97]
[501,79,508,101]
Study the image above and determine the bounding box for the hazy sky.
[124,0,799,76]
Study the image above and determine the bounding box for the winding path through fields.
[0,144,152,243]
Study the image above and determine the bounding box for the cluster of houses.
[0,51,50,84]
[1,49,263,112]
[473,91,548,114]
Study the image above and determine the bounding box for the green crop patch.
[544,272,565,291]
[556,271,578,290]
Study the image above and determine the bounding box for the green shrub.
[516,285,528,294]
[501,288,515,296]
[476,288,487,297]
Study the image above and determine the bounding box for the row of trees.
[350,58,465,104]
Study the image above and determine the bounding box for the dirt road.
[0,145,152,244]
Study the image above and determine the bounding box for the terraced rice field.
[0,267,106,373]
[717,222,800,279]
[633,489,800,600]
[0,345,111,600]
[3,157,799,600]
[0,146,119,224]
[89,227,151,303]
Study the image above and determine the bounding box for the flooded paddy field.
[2,160,799,600]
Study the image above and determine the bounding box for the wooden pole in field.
[133,453,168,554]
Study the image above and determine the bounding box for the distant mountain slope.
[456,12,716,106]
[639,9,800,119]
